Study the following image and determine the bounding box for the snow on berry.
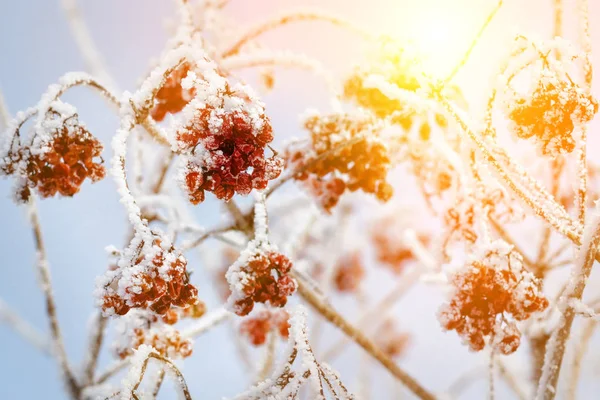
[438,240,549,355]
[113,309,194,360]
[286,110,393,212]
[174,68,283,204]
[226,197,297,316]
[0,101,105,203]
[505,69,597,156]
[150,62,196,122]
[96,230,200,318]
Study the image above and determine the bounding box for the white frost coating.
[229,305,355,400]
[535,201,600,399]
[110,95,150,235]
[120,344,155,400]
[181,307,232,337]
[363,73,432,113]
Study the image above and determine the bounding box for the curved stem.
[221,10,372,58]
[28,200,81,399]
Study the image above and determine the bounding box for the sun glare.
[392,2,483,78]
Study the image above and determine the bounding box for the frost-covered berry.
[1,103,105,203]
[175,70,283,204]
[506,70,597,156]
[150,62,196,122]
[97,231,200,318]
[226,250,296,316]
[438,240,548,355]
[113,310,194,360]
[286,111,392,212]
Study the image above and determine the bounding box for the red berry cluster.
[438,240,549,354]
[150,62,196,122]
[2,109,105,202]
[177,99,283,204]
[287,112,393,213]
[239,309,290,346]
[507,74,597,156]
[228,251,296,316]
[99,234,200,317]
[333,252,365,293]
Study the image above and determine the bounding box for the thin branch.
[60,0,117,89]
[445,0,503,83]
[535,218,600,399]
[82,312,107,385]
[292,270,436,400]
[221,9,372,58]
[0,88,10,130]
[0,297,50,354]
[27,200,80,399]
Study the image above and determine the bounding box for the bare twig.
[292,271,436,400]
[221,9,372,58]
[27,200,80,399]
[0,297,50,354]
[445,0,503,83]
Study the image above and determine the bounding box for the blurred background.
[2,0,600,398]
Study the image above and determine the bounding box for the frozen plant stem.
[292,270,436,400]
[28,200,81,399]
[535,220,600,400]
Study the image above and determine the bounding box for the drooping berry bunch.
[175,69,283,204]
[1,101,105,203]
[150,62,196,122]
[226,249,296,316]
[97,231,200,317]
[113,310,194,360]
[239,309,290,346]
[286,111,393,212]
[506,69,597,156]
[438,240,549,355]
[333,252,365,293]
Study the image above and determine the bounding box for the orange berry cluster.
[438,241,549,354]
[507,74,597,156]
[99,233,199,318]
[2,109,105,203]
[333,252,365,293]
[239,309,290,346]
[229,251,296,316]
[150,62,196,122]
[287,112,393,212]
